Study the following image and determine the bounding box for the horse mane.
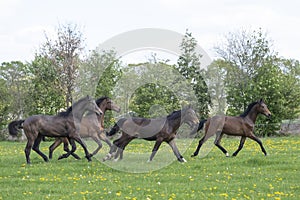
[58,96,89,117]
[167,109,181,120]
[239,101,258,117]
[95,96,109,106]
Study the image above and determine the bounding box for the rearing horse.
[48,96,121,159]
[191,99,271,157]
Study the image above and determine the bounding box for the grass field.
[0,136,299,200]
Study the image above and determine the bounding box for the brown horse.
[104,106,199,162]
[191,99,271,158]
[48,96,121,159]
[8,96,102,164]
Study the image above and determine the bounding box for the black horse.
[8,96,102,164]
[104,106,199,162]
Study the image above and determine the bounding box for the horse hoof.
[182,158,187,162]
[226,153,230,157]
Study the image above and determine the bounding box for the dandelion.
[116,191,121,196]
[220,193,229,197]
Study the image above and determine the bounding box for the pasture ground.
[0,136,299,200]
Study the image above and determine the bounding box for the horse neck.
[244,106,259,123]
[71,102,90,122]
[98,103,109,126]
[167,112,183,132]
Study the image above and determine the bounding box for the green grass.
[0,136,299,200]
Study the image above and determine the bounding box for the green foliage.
[116,61,195,118]
[130,83,179,118]
[39,23,85,107]
[177,30,210,118]
[0,61,30,131]
[26,56,65,115]
[215,28,300,136]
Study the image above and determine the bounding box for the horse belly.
[222,121,243,136]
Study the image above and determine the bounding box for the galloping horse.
[191,99,271,158]
[8,96,102,164]
[48,96,121,159]
[104,106,199,162]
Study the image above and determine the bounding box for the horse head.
[257,99,272,118]
[96,97,121,113]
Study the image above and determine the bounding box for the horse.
[8,95,102,164]
[48,96,121,159]
[191,99,272,158]
[104,106,199,162]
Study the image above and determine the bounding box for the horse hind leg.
[232,136,246,156]
[214,132,229,157]
[191,133,214,157]
[49,138,63,159]
[32,134,49,162]
[24,139,34,164]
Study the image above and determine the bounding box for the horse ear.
[259,98,264,103]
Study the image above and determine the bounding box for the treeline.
[1,24,299,139]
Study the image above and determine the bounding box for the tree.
[78,48,122,127]
[128,62,181,118]
[39,23,85,108]
[0,61,29,119]
[215,28,300,135]
[215,28,274,111]
[177,30,210,118]
[26,56,65,115]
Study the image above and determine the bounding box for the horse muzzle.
[265,113,271,119]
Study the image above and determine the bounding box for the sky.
[0,0,299,63]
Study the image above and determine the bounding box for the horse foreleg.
[232,136,246,156]
[73,137,92,162]
[99,132,112,148]
[168,139,186,162]
[214,132,229,157]
[249,134,267,156]
[148,139,163,162]
[32,135,49,162]
[91,135,103,156]
[58,138,75,160]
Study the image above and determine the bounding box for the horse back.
[23,115,71,137]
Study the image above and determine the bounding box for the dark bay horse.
[191,99,271,158]
[48,96,121,159]
[8,96,102,164]
[104,106,199,162]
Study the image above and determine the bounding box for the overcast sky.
[1,0,299,63]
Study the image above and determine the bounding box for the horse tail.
[197,119,207,132]
[8,120,25,136]
[106,118,127,136]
